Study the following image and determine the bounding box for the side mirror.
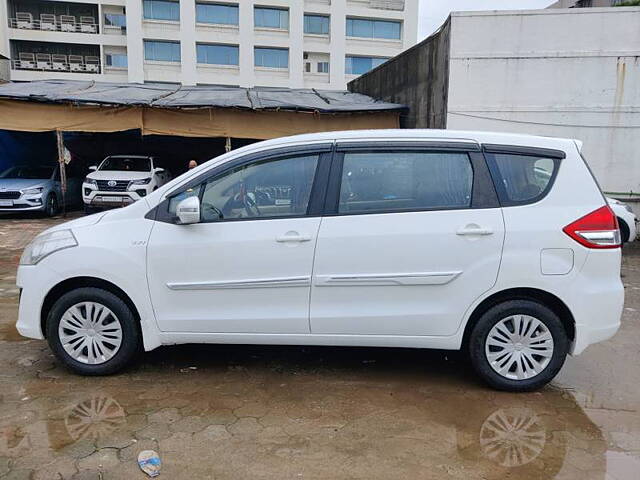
[89,166,97,171]
[176,196,200,225]
[154,167,165,173]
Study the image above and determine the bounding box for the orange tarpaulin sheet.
[0,100,400,139]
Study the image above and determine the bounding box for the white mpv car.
[16,130,624,391]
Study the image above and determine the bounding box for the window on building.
[196,2,239,25]
[105,53,128,67]
[254,7,289,29]
[144,40,181,62]
[197,43,239,65]
[304,62,311,72]
[346,18,401,40]
[304,14,329,35]
[345,56,388,75]
[317,61,329,73]
[254,47,288,68]
[143,0,180,21]
[104,13,126,27]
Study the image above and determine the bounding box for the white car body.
[82,155,170,208]
[16,130,624,388]
[607,197,637,243]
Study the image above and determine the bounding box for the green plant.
[615,0,640,6]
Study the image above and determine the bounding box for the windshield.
[100,157,151,172]
[0,165,55,179]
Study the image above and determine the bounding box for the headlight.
[129,178,151,188]
[22,187,43,195]
[19,229,77,266]
[85,177,97,186]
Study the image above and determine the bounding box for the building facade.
[0,0,418,89]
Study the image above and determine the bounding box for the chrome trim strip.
[314,272,462,287]
[167,276,311,291]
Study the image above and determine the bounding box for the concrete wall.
[347,18,450,128]
[0,57,8,83]
[446,8,640,201]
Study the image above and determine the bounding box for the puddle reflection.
[64,394,126,442]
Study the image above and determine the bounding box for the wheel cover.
[58,302,123,365]
[484,315,554,380]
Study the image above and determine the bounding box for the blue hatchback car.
[0,164,82,216]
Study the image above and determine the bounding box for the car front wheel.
[468,300,568,392]
[46,287,140,375]
[44,193,58,217]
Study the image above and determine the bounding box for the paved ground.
[0,213,639,479]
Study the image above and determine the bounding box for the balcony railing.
[12,53,101,74]
[9,13,99,34]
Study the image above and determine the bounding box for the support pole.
[56,130,67,218]
[225,136,232,152]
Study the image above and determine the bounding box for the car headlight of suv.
[19,229,78,266]
[129,178,152,189]
[22,186,44,195]
[85,177,97,186]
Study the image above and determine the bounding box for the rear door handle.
[456,225,494,236]
[276,233,312,243]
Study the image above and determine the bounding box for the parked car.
[16,130,624,391]
[0,164,82,216]
[82,155,169,212]
[607,197,636,243]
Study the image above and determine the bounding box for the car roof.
[236,129,577,155]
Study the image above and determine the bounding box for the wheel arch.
[40,276,141,338]
[461,287,576,349]
[617,217,630,243]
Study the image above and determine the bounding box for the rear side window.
[338,151,473,214]
[486,153,560,205]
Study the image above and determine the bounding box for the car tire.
[618,218,630,243]
[46,287,141,376]
[468,300,568,392]
[44,193,58,217]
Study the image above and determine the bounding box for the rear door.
[310,141,505,336]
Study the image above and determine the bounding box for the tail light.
[563,205,621,249]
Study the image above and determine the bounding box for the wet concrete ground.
[0,213,639,479]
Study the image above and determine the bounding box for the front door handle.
[276,232,312,243]
[456,225,494,236]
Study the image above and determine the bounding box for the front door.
[147,150,327,333]
[310,145,505,337]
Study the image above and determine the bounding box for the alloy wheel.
[484,315,554,380]
[58,302,123,365]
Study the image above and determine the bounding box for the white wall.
[446,8,640,200]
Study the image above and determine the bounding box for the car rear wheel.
[618,217,630,243]
[45,193,58,217]
[468,300,568,392]
[46,287,140,375]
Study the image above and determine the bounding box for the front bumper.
[0,194,45,212]
[82,185,146,207]
[16,263,59,340]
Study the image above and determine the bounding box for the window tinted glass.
[143,0,179,21]
[304,14,329,34]
[0,166,55,179]
[100,157,151,172]
[254,7,289,29]
[338,152,473,214]
[196,3,239,25]
[345,56,388,75]
[196,43,239,65]
[254,47,289,68]
[170,154,319,221]
[144,40,181,62]
[346,18,401,39]
[489,153,559,204]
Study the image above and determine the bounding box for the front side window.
[304,14,329,35]
[197,43,239,65]
[255,47,289,68]
[338,151,473,214]
[196,2,239,25]
[254,7,289,29]
[346,18,401,40]
[487,153,560,205]
[345,56,388,75]
[143,0,180,21]
[144,40,181,62]
[169,154,319,221]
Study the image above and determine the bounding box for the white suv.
[82,155,169,211]
[16,130,624,391]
